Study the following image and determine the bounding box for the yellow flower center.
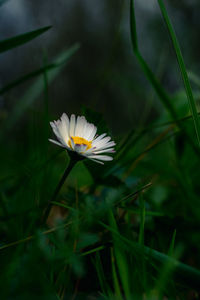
[69,136,92,151]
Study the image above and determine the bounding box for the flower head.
[49,113,115,164]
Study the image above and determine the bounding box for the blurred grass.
[0,1,200,299]
[0,0,10,6]
[0,43,80,136]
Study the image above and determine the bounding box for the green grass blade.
[138,193,147,290]
[81,246,105,257]
[0,26,51,53]
[51,201,76,213]
[168,229,176,256]
[93,252,112,297]
[138,194,145,245]
[130,0,138,52]
[158,0,200,147]
[108,210,132,299]
[111,247,123,300]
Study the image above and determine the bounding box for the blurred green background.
[0,0,200,299]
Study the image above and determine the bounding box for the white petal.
[82,147,97,155]
[50,122,67,146]
[49,139,66,148]
[92,136,111,147]
[84,146,114,155]
[88,158,104,165]
[61,113,69,125]
[69,114,76,137]
[57,115,69,144]
[61,113,70,136]
[92,133,107,144]
[83,123,95,140]
[87,125,97,140]
[94,141,116,151]
[91,148,115,154]
[87,155,113,161]
[75,116,87,137]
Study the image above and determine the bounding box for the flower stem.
[42,155,78,224]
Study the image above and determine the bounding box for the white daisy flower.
[49,113,116,164]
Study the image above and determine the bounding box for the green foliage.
[0,1,200,299]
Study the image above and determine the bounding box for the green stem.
[42,154,78,224]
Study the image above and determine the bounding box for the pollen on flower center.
[69,136,92,150]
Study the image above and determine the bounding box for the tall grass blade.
[0,26,51,53]
[158,0,200,147]
[94,252,112,297]
[130,0,200,156]
[138,193,147,290]
[138,193,145,245]
[108,210,132,299]
[130,0,175,117]
[111,248,123,300]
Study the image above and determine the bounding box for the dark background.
[1,0,200,135]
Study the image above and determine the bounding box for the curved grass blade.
[0,26,51,53]
[158,0,200,147]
